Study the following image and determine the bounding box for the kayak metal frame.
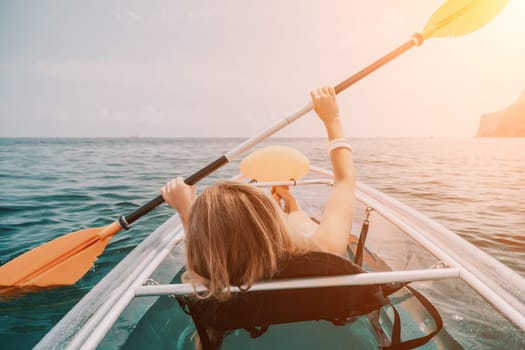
[249,179,333,187]
[35,170,525,350]
[135,267,461,297]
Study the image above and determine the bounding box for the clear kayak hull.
[35,169,525,349]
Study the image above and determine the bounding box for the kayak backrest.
[177,252,403,349]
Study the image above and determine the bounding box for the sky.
[0,0,524,138]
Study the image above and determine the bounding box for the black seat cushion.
[179,252,401,332]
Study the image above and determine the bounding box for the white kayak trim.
[356,184,525,332]
[134,268,461,297]
[311,166,525,332]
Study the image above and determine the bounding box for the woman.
[161,86,355,301]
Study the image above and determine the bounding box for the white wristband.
[327,138,353,154]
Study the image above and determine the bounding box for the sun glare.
[510,0,525,16]
[505,0,525,37]
[514,0,525,11]
[490,0,525,42]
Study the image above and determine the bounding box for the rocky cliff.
[477,90,525,137]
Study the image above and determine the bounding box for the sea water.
[0,137,524,349]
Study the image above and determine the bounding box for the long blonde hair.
[183,181,305,300]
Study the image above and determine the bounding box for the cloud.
[186,11,214,21]
[127,10,142,21]
[30,60,166,88]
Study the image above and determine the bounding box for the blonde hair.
[183,181,305,301]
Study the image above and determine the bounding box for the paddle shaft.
[334,34,422,94]
[123,34,423,227]
[124,156,227,225]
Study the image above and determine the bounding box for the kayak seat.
[177,251,442,350]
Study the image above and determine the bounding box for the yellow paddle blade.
[240,146,310,182]
[0,221,121,291]
[422,0,509,39]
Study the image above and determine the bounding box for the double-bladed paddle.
[0,0,509,293]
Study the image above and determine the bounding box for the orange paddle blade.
[0,221,122,291]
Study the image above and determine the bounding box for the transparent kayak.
[35,167,525,349]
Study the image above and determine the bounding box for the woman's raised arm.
[310,86,356,256]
